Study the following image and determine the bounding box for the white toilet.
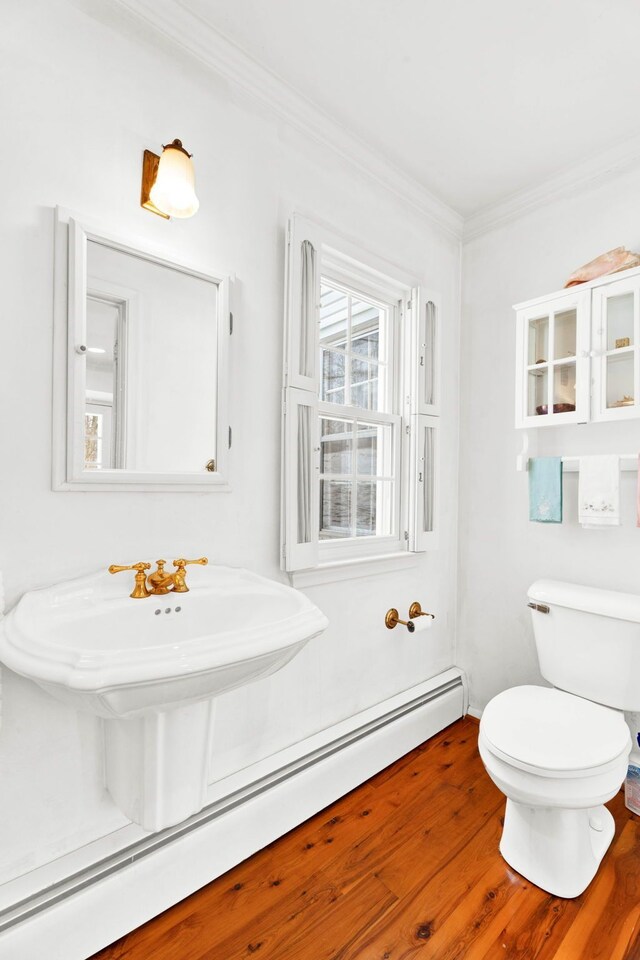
[479,579,638,898]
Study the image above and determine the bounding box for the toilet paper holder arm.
[409,602,436,621]
[385,608,415,632]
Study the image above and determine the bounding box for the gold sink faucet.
[108,562,152,599]
[109,557,208,598]
[147,559,173,595]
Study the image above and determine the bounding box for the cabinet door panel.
[592,276,640,422]
[515,290,588,428]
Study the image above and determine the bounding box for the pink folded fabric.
[564,247,640,288]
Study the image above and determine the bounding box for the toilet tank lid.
[529,579,640,624]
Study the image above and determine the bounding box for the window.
[282,215,440,574]
[84,412,104,470]
[318,280,399,547]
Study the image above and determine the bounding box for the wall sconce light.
[140,139,199,220]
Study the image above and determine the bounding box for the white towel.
[579,455,620,527]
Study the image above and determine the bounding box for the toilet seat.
[481,685,630,778]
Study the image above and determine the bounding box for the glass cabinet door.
[518,293,584,427]
[592,280,639,421]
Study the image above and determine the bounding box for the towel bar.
[519,455,638,473]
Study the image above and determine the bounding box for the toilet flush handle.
[527,601,550,614]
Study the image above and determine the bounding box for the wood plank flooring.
[90,716,640,960]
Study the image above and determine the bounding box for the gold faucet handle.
[172,557,208,570]
[108,562,151,599]
[171,557,208,594]
[108,562,151,574]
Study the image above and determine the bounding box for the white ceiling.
[178,0,640,219]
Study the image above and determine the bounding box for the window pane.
[352,300,380,360]
[84,413,101,470]
[351,359,379,411]
[320,418,352,475]
[553,309,576,360]
[320,286,348,348]
[606,292,634,351]
[357,421,393,476]
[528,367,548,416]
[320,480,351,539]
[321,349,346,404]
[356,480,393,537]
[606,353,635,409]
[528,316,549,365]
[553,362,576,413]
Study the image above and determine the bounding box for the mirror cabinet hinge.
[228,426,232,448]
[404,530,409,541]
[229,312,233,334]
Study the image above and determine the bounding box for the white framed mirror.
[53,209,231,491]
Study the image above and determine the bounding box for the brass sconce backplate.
[141,149,170,219]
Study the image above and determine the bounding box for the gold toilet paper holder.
[385,602,435,632]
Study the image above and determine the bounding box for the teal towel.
[529,457,563,523]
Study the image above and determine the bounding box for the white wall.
[0,0,460,891]
[459,166,640,713]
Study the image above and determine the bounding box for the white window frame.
[317,272,403,564]
[281,214,441,580]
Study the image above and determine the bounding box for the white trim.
[0,671,465,959]
[464,134,640,241]
[105,3,640,244]
[467,705,483,720]
[110,0,463,240]
[289,550,418,587]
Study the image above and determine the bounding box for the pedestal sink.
[0,565,328,830]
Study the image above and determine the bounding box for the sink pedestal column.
[104,700,215,832]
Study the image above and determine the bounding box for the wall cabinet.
[515,266,640,428]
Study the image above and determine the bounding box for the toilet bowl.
[478,580,640,899]
[479,685,630,898]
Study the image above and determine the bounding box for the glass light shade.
[149,142,199,219]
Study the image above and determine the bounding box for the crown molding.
[463,133,640,242]
[110,0,464,240]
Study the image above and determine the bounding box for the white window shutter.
[408,414,439,552]
[410,286,441,417]
[282,387,319,571]
[284,217,322,393]
[282,216,322,571]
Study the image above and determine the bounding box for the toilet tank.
[529,579,640,712]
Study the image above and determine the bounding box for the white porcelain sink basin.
[0,564,327,719]
[0,565,328,831]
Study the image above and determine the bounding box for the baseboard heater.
[0,668,465,960]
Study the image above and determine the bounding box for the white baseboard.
[467,705,483,719]
[0,669,465,960]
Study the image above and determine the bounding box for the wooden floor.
[90,716,640,960]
